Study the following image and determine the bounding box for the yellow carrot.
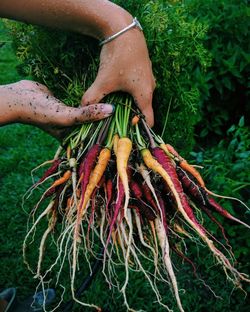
[66,145,71,160]
[112,133,120,156]
[116,137,132,218]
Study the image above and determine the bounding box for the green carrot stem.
[106,117,116,149]
[135,124,145,150]
[115,104,123,138]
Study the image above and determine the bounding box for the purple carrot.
[208,197,250,229]
[89,176,105,227]
[152,147,206,235]
[137,200,156,221]
[171,244,197,276]
[140,182,159,213]
[176,166,250,228]
[200,205,231,249]
[129,204,141,218]
[44,186,56,198]
[86,187,98,248]
[130,179,143,200]
[176,166,207,206]
[129,177,157,221]
[78,144,100,197]
[105,176,125,248]
[36,159,62,185]
[105,178,114,223]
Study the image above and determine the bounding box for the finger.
[39,103,114,142]
[81,75,114,106]
[133,90,154,127]
[141,104,154,128]
[60,103,115,126]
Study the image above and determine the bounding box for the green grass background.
[0,19,57,297]
[0,19,249,311]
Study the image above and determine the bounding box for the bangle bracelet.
[99,17,143,46]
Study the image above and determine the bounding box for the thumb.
[81,76,113,106]
[66,104,115,125]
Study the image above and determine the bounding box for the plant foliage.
[186,0,250,139]
[7,0,211,154]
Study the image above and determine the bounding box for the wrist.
[100,17,143,46]
[77,2,133,40]
[100,8,133,39]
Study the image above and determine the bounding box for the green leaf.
[238,116,245,127]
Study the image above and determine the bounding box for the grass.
[0,19,57,298]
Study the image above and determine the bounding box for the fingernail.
[102,104,115,115]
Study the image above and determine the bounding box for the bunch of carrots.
[23,97,249,311]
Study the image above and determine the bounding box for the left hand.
[0,80,114,141]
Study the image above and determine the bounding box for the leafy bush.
[7,0,211,154]
[186,0,250,139]
[191,116,250,203]
[190,116,250,270]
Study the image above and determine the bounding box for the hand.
[0,1,155,126]
[82,28,156,127]
[0,80,114,141]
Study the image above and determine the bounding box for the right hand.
[82,27,156,127]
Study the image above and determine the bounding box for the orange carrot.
[79,147,111,217]
[74,147,111,243]
[131,115,140,126]
[164,144,184,160]
[51,170,71,188]
[163,143,205,187]
[72,147,111,295]
[179,160,205,187]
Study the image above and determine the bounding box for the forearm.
[0,0,132,40]
[0,85,20,125]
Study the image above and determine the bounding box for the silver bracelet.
[99,17,143,46]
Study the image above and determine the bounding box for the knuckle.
[82,105,98,121]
